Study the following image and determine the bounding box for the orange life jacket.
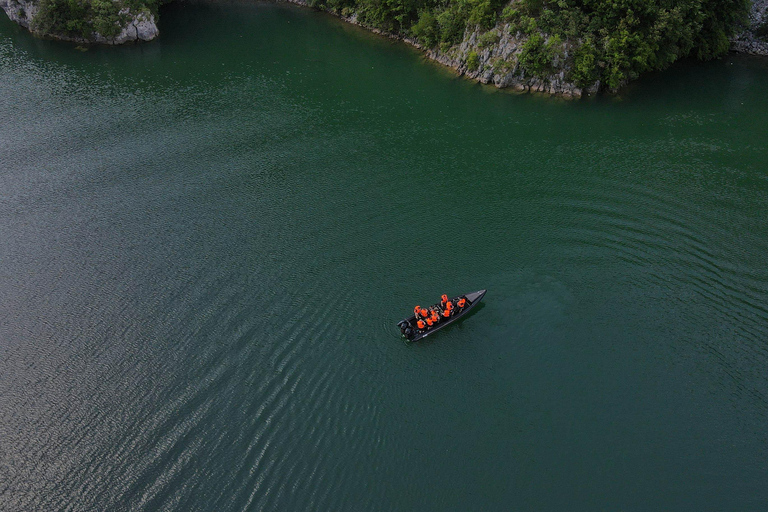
[443,309,451,318]
[430,312,439,323]
[426,317,434,326]
[446,301,453,310]
[414,305,421,315]
[417,320,426,329]
[458,298,466,307]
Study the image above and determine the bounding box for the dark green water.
[2,3,768,510]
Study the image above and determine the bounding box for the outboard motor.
[397,320,409,334]
[404,327,413,339]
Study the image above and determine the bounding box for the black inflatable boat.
[397,289,486,342]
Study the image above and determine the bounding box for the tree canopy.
[309,0,749,90]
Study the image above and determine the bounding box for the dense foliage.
[32,0,161,39]
[27,0,749,88]
[308,0,507,46]
[504,0,749,88]
[308,0,749,90]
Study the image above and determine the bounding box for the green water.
[1,3,768,510]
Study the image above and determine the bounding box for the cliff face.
[0,0,159,44]
[106,10,159,44]
[284,0,591,97]
[424,26,593,97]
[731,0,768,55]
[1,0,38,28]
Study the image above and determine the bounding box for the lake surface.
[2,3,768,510]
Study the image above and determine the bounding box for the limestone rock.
[1,0,159,44]
[0,0,37,29]
[731,0,768,55]
[94,9,159,44]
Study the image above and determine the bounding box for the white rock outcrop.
[94,9,159,44]
[425,26,590,97]
[0,0,158,44]
[731,0,768,55]
[0,0,37,28]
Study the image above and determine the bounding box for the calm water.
[2,3,768,510]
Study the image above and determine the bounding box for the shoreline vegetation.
[2,0,767,96]
[0,0,159,43]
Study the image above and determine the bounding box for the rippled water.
[1,3,768,510]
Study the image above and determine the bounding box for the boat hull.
[397,289,486,342]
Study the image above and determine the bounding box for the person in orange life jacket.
[440,294,449,309]
[426,316,434,327]
[442,301,453,318]
[417,318,426,329]
[457,297,466,309]
[430,309,439,324]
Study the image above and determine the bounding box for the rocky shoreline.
[731,0,768,55]
[0,0,158,44]
[281,0,768,97]
[282,0,590,97]
[2,0,766,95]
[283,0,768,97]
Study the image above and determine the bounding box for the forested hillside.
[2,0,757,92]
[30,0,159,39]
[308,0,750,90]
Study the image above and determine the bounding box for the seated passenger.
[457,297,467,309]
[440,294,449,309]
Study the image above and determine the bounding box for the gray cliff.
[1,0,38,29]
[0,0,159,44]
[732,0,768,55]
[425,26,591,97]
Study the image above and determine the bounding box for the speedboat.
[397,290,486,341]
